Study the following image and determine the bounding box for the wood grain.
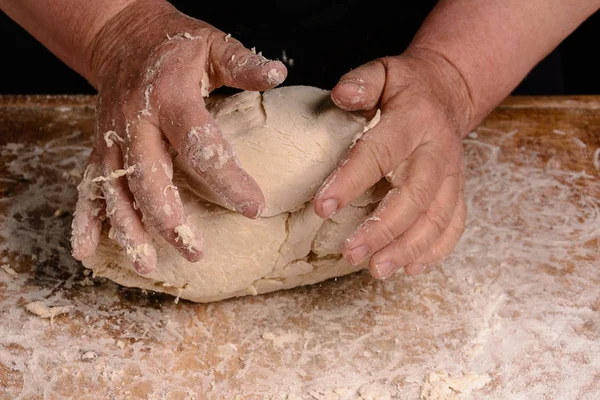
[0,95,598,400]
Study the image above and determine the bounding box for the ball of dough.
[83,86,384,302]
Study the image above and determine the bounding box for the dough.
[83,86,385,302]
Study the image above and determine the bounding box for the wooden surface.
[0,94,599,400]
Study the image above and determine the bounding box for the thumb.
[331,60,386,111]
[211,35,287,91]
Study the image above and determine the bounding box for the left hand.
[314,47,472,279]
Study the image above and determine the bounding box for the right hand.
[70,0,287,274]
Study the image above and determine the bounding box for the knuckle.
[362,139,393,177]
[375,220,398,244]
[130,187,183,228]
[425,205,452,235]
[127,168,145,195]
[405,180,433,212]
[403,241,423,264]
[140,203,176,232]
[102,184,122,215]
[345,173,367,200]
[429,153,449,177]
[210,177,242,201]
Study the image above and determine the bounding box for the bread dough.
[83,86,385,302]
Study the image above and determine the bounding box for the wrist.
[403,45,476,137]
[86,0,177,89]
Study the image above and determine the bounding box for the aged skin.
[2,0,599,277]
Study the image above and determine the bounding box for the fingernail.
[237,200,263,219]
[348,245,370,265]
[266,67,285,85]
[185,249,204,263]
[338,80,362,91]
[174,224,205,261]
[133,256,156,275]
[321,198,339,218]
[373,261,395,279]
[134,262,154,275]
[128,243,157,275]
[334,81,365,105]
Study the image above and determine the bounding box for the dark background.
[1,1,598,95]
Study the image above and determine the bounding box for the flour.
[91,165,135,182]
[125,243,153,264]
[420,371,491,399]
[174,224,197,251]
[201,72,210,98]
[358,385,392,400]
[103,130,124,148]
[200,143,230,169]
[25,301,73,324]
[1,96,599,399]
[142,85,154,116]
[84,86,376,302]
[267,68,285,85]
[182,32,202,40]
[571,137,587,148]
[163,184,178,195]
[351,109,381,147]
[1,264,18,278]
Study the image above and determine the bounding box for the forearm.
[410,0,600,130]
[0,0,137,86]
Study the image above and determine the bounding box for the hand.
[314,48,471,279]
[70,0,287,274]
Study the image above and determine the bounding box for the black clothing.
[1,2,598,95]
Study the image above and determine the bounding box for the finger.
[314,106,426,219]
[100,145,157,275]
[125,120,204,261]
[71,149,104,260]
[331,60,386,111]
[211,37,287,90]
[368,172,461,280]
[159,86,265,218]
[339,142,451,266]
[406,181,467,273]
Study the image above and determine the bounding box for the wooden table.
[0,95,599,400]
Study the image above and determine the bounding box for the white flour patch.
[1,106,599,399]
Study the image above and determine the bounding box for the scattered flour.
[103,130,124,148]
[1,264,19,278]
[420,371,492,399]
[1,99,599,399]
[25,301,73,323]
[201,71,210,98]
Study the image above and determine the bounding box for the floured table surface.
[0,94,599,400]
